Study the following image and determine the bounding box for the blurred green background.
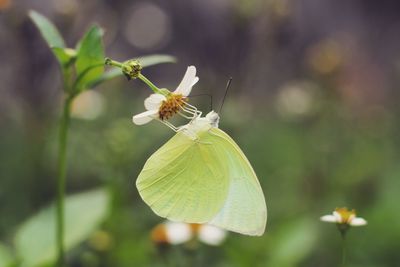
[1,0,400,266]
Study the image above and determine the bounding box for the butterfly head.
[205,111,220,128]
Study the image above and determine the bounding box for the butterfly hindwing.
[136,131,230,223]
[206,128,267,236]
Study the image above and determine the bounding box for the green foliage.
[28,11,65,48]
[29,10,175,93]
[29,10,105,92]
[51,47,76,67]
[139,55,177,67]
[29,11,71,69]
[0,243,14,267]
[75,26,105,91]
[268,219,317,267]
[14,189,110,267]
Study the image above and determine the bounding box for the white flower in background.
[321,207,367,226]
[151,221,227,246]
[163,221,193,245]
[197,224,227,246]
[132,66,199,126]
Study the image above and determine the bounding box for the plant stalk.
[138,73,162,94]
[56,95,73,266]
[341,235,347,267]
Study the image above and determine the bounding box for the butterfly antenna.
[218,77,232,114]
[211,93,213,112]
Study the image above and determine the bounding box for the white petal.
[144,94,166,111]
[132,109,158,125]
[164,222,193,245]
[348,214,356,223]
[350,217,367,226]
[320,215,339,223]
[333,211,343,223]
[174,66,198,96]
[190,76,199,87]
[198,225,227,246]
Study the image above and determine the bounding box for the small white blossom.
[151,221,227,246]
[164,221,193,245]
[132,66,199,125]
[320,207,367,226]
[197,224,227,246]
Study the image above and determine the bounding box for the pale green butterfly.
[136,110,267,236]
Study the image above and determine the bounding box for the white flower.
[164,222,193,245]
[132,66,199,125]
[151,221,227,246]
[197,224,227,246]
[320,207,367,226]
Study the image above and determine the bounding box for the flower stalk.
[56,94,73,266]
[104,58,124,69]
[138,73,163,94]
[321,207,367,267]
[341,235,346,267]
[105,57,163,94]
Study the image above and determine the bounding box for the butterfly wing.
[206,127,267,236]
[136,130,229,223]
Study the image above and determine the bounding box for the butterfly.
[136,110,267,236]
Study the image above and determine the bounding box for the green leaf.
[29,11,72,68]
[15,188,110,267]
[0,243,14,267]
[139,54,177,67]
[87,54,176,88]
[51,47,77,67]
[75,26,105,91]
[268,218,318,267]
[29,10,65,48]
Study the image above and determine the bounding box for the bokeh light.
[123,3,171,50]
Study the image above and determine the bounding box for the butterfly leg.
[180,105,197,116]
[178,111,196,120]
[179,102,202,122]
[185,102,202,118]
[159,119,179,132]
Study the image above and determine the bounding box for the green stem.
[105,58,162,94]
[56,95,73,266]
[104,58,124,68]
[341,235,346,267]
[138,73,162,94]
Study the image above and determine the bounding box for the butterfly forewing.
[136,130,230,223]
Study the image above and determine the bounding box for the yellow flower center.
[158,94,187,120]
[189,223,202,234]
[335,207,356,224]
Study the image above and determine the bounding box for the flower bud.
[105,57,142,80]
[122,59,142,80]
